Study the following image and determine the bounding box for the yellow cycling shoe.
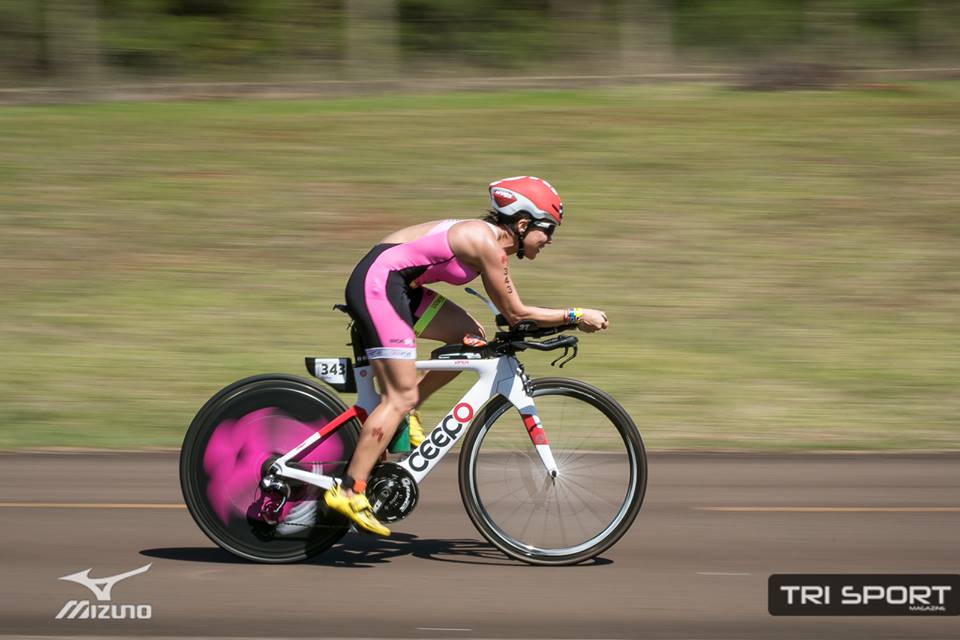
[408,410,425,448]
[323,483,390,537]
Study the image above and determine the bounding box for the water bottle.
[388,415,411,453]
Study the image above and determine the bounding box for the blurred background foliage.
[1,1,959,84]
[1,2,958,451]
[1,85,958,450]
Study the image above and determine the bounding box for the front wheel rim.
[465,384,641,559]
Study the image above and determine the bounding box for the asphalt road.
[1,451,957,639]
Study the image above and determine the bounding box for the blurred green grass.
[1,83,958,450]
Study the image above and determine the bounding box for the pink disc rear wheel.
[180,374,361,563]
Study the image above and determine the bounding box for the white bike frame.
[269,355,558,491]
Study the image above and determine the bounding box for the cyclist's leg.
[331,257,419,535]
[414,293,486,406]
[343,266,418,485]
[325,356,416,536]
[345,357,418,484]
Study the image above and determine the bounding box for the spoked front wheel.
[459,377,647,565]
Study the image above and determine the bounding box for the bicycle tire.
[458,377,647,565]
[180,374,360,563]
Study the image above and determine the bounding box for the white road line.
[694,506,960,513]
[697,572,752,576]
[417,628,473,632]
[0,502,185,509]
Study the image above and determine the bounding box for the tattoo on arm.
[500,254,514,293]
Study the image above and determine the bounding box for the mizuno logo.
[59,563,152,601]
[55,563,153,621]
[54,600,152,620]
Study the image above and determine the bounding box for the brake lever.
[549,348,567,367]
[550,344,578,368]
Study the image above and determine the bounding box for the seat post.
[334,304,368,367]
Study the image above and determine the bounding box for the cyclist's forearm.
[506,305,572,327]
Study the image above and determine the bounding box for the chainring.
[366,462,419,523]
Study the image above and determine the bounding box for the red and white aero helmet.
[489,176,563,226]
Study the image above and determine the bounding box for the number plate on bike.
[305,357,355,392]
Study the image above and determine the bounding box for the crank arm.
[269,461,336,490]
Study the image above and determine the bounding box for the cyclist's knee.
[454,318,485,343]
[384,387,418,414]
[463,311,486,340]
[473,323,487,340]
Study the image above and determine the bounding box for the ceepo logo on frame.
[55,563,153,621]
[769,574,960,616]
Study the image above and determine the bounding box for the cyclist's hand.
[578,309,608,333]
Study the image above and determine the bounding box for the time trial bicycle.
[180,295,647,566]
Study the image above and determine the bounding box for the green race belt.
[413,293,447,337]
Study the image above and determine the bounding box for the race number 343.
[769,574,960,616]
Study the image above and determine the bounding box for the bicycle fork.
[519,410,559,481]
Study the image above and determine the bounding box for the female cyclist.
[324,176,609,536]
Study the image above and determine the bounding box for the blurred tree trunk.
[550,0,603,72]
[43,0,101,84]
[344,0,399,79]
[803,0,858,65]
[35,0,52,76]
[619,0,674,73]
[917,1,954,63]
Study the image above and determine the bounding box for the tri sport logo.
[55,563,153,621]
[769,574,959,616]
